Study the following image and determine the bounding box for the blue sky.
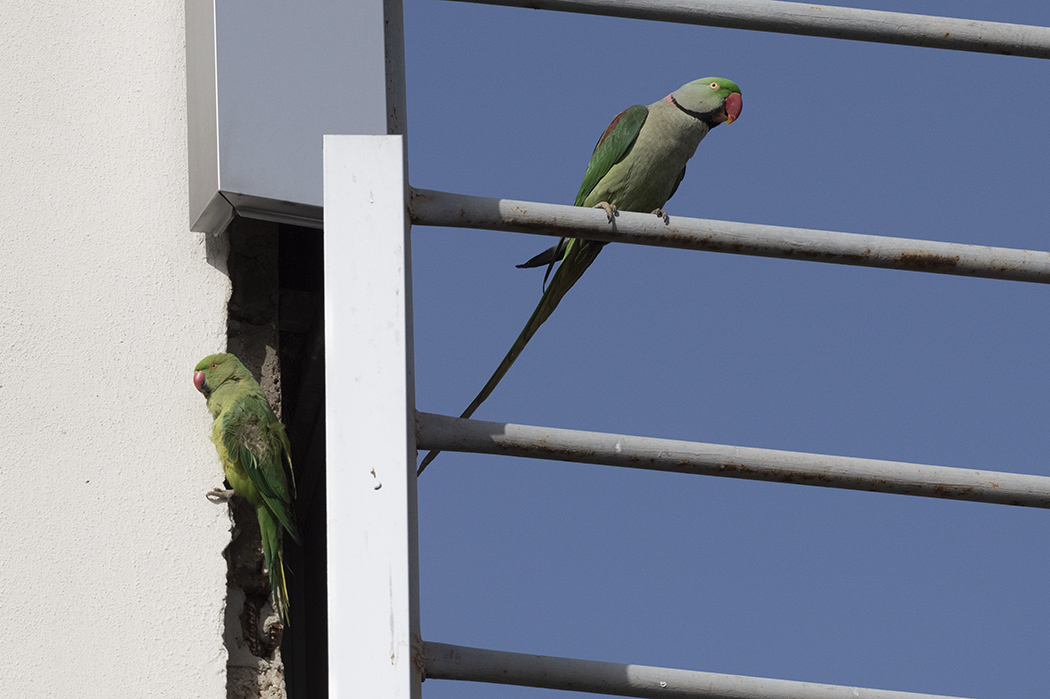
[403,1,1050,696]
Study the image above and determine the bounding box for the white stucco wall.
[1,1,231,696]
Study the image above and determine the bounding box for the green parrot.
[417,77,742,475]
[194,352,300,625]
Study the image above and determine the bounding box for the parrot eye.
[210,363,218,369]
[709,82,719,89]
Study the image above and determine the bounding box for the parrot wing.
[574,103,648,206]
[220,395,300,543]
[517,104,649,281]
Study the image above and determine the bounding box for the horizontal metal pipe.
[409,188,1050,284]
[416,412,1050,508]
[449,0,1050,58]
[422,641,971,699]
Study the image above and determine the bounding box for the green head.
[669,77,742,126]
[193,352,250,397]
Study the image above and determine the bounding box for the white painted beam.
[324,135,421,698]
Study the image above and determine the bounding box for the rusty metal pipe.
[446,0,1050,59]
[415,412,1050,508]
[409,188,1050,284]
[422,640,973,699]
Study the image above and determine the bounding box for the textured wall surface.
[0,1,232,696]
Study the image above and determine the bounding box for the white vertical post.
[324,135,421,698]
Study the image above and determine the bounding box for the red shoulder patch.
[596,108,631,149]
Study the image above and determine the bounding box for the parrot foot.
[206,487,236,503]
[593,201,618,223]
[651,208,670,224]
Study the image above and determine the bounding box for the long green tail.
[417,237,604,475]
[257,506,291,625]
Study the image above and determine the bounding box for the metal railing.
[416,412,1050,509]
[421,641,971,699]
[451,0,1050,58]
[410,188,1050,284]
[327,2,1050,697]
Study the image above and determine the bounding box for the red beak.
[724,92,742,124]
[193,370,207,392]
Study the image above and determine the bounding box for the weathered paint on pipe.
[422,641,973,699]
[409,188,1050,284]
[415,412,1050,508]
[448,0,1050,58]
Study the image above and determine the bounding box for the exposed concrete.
[1,1,231,696]
[223,217,288,697]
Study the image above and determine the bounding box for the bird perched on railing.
[194,353,299,627]
[418,77,742,475]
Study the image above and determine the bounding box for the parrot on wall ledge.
[194,353,299,630]
[417,77,742,475]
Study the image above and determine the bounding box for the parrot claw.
[651,208,669,224]
[207,487,236,503]
[593,201,618,223]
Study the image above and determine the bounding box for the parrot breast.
[584,101,710,213]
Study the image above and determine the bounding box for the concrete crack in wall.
[223,217,288,699]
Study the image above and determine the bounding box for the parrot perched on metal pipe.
[417,77,742,475]
[194,353,300,625]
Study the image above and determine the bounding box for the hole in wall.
[221,216,326,699]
